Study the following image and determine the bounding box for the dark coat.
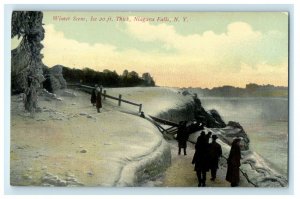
[226,142,241,184]
[91,89,96,104]
[96,91,102,109]
[192,134,209,171]
[209,141,222,170]
[177,124,188,148]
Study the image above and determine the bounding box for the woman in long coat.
[226,138,241,187]
[91,84,99,106]
[96,86,102,113]
[91,88,96,106]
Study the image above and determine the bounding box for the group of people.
[91,84,103,113]
[191,131,223,187]
[176,123,242,187]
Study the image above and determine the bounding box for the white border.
[1,0,299,198]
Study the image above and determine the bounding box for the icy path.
[144,140,252,187]
[160,140,198,187]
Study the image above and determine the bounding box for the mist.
[194,90,288,176]
[198,96,288,124]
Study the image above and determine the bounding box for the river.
[199,96,288,178]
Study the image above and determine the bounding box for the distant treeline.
[62,66,155,87]
[187,83,288,97]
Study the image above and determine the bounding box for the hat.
[212,135,218,140]
[234,137,242,141]
[232,137,242,145]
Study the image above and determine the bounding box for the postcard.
[10,11,288,187]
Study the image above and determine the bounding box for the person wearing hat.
[226,138,242,187]
[192,131,210,187]
[208,134,222,181]
[176,121,188,155]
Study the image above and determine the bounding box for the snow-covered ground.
[10,89,172,186]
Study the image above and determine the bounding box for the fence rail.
[68,84,143,112]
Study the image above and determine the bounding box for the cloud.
[41,23,288,88]
[126,20,262,52]
[42,24,118,68]
[125,20,287,71]
[42,24,189,78]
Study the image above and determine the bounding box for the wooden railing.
[68,84,143,112]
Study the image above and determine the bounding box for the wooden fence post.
[118,94,122,106]
[103,90,106,100]
[139,104,142,113]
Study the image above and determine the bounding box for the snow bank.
[209,126,250,151]
[11,90,171,187]
[116,138,171,186]
[240,151,288,187]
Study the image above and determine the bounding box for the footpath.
[160,140,252,187]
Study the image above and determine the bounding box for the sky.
[12,11,289,88]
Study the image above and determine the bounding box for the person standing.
[90,84,97,106]
[96,85,102,113]
[192,131,209,187]
[209,135,222,181]
[226,138,242,187]
[177,121,188,155]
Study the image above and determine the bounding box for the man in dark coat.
[177,121,188,155]
[226,138,241,187]
[192,131,210,187]
[96,85,102,113]
[90,84,97,106]
[209,135,222,181]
